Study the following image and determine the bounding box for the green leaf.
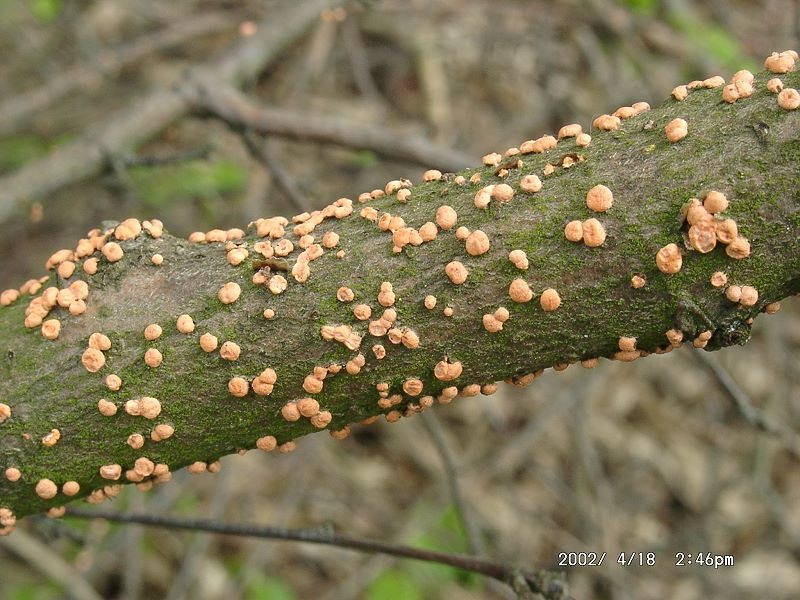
[127,160,246,209]
[366,569,425,600]
[30,0,60,22]
[245,574,297,600]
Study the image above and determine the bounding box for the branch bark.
[0,67,798,527]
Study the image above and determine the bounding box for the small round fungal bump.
[100,464,122,481]
[539,288,561,312]
[558,123,582,139]
[337,287,355,302]
[726,237,751,259]
[688,222,717,253]
[137,396,161,419]
[655,243,682,274]
[492,183,515,202]
[564,220,583,243]
[5,467,21,482]
[581,219,606,247]
[281,402,301,422]
[35,478,58,499]
[56,288,75,308]
[519,174,542,193]
[218,282,242,304]
[508,249,528,270]
[434,358,462,382]
[353,304,372,320]
[84,257,99,276]
[445,261,468,285]
[97,398,117,416]
[256,435,277,452]
[710,271,727,287]
[764,50,797,74]
[69,299,87,316]
[176,314,195,334]
[303,374,324,394]
[200,332,219,352]
[692,330,713,349]
[144,348,163,368]
[41,428,61,447]
[725,285,742,303]
[105,374,122,391]
[767,78,784,93]
[631,275,646,289]
[665,329,684,347]
[715,219,738,244]
[592,114,620,131]
[101,242,124,262]
[219,341,242,362]
[144,324,162,341]
[263,308,276,320]
[151,424,174,441]
[187,461,208,474]
[703,191,728,214]
[702,75,725,88]
[765,302,781,314]
[57,260,75,279]
[424,295,437,309]
[473,186,493,209]
[664,118,688,143]
[151,253,164,266]
[739,285,758,307]
[127,433,145,449]
[465,230,490,256]
[508,278,533,303]
[419,222,438,242]
[586,184,613,212]
[455,226,470,241]
[482,152,501,166]
[41,319,61,340]
[297,397,320,418]
[443,306,454,317]
[81,348,106,373]
[777,88,800,110]
[62,481,80,496]
[1,289,20,306]
[228,376,249,397]
[482,313,503,333]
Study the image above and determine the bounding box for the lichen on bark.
[1,66,799,525]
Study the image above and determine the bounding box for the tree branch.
[0,66,798,531]
[195,82,475,172]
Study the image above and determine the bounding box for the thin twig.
[0,0,339,223]
[64,508,570,599]
[0,12,236,137]
[692,348,800,458]
[165,466,234,600]
[118,146,213,168]
[195,83,475,173]
[420,411,486,556]
[0,528,104,600]
[242,131,310,213]
[341,16,384,105]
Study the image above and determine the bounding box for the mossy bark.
[1,68,799,521]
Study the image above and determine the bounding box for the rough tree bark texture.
[1,66,798,526]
